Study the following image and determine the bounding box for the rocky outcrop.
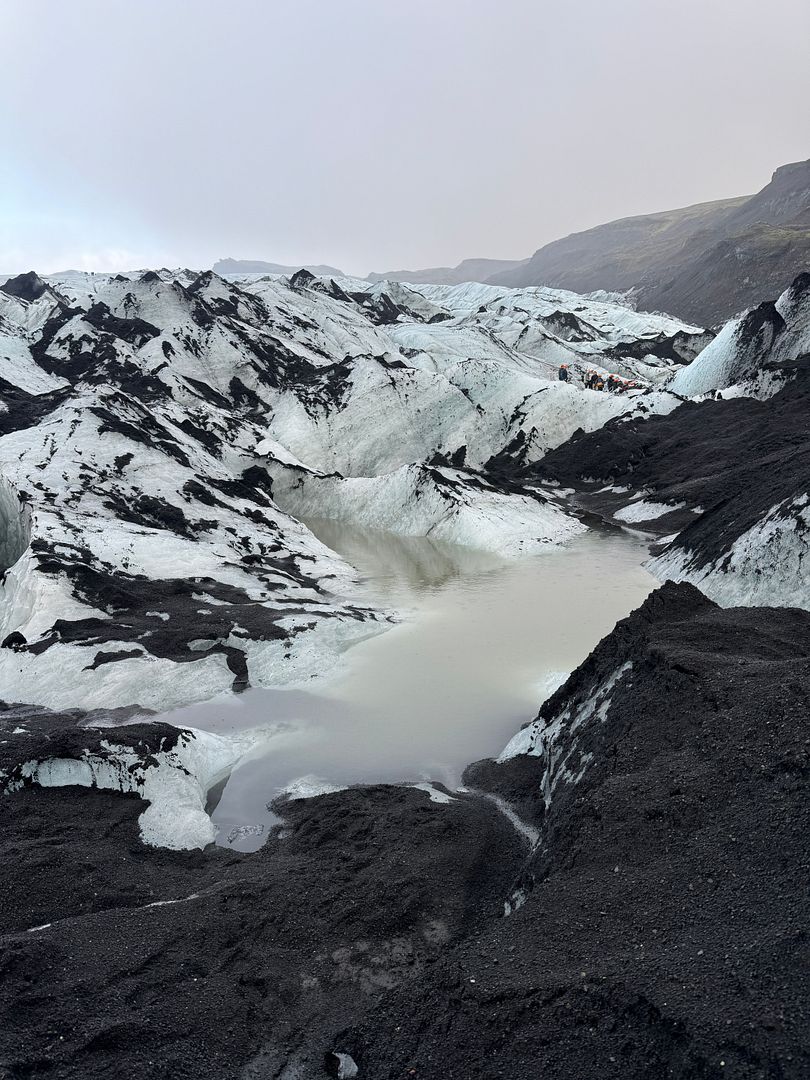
[0,271,53,303]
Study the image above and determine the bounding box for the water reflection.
[160,520,656,851]
[304,515,507,596]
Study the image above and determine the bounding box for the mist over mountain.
[213,257,345,277]
[366,257,528,287]
[217,159,809,328]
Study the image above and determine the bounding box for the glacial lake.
[160,520,656,850]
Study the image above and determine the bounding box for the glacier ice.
[0,267,703,709]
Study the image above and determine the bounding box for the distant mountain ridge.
[489,197,750,295]
[366,256,528,286]
[215,159,810,324]
[214,255,528,287]
[491,160,810,324]
[214,257,345,277]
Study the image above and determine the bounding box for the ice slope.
[0,273,391,710]
[650,493,810,609]
[668,272,810,399]
[242,273,694,474]
[266,459,587,557]
[0,268,704,709]
[35,267,700,481]
[0,387,379,710]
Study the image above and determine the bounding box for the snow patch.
[328,1053,358,1079]
[282,774,348,800]
[411,782,456,804]
[614,499,686,523]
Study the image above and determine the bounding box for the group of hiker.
[558,363,639,393]
[583,368,638,393]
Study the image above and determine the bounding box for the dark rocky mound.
[1,583,809,1078]
[0,376,72,438]
[341,582,810,1078]
[1,270,52,302]
[531,370,810,571]
[0,709,174,789]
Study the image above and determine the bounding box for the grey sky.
[1,0,808,275]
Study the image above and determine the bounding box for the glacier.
[0,264,808,1079]
[0,267,706,711]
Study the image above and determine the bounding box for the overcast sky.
[1,0,808,276]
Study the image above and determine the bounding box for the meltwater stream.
[161,520,656,851]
